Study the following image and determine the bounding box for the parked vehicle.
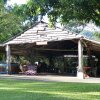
[0,62,20,74]
[0,62,7,74]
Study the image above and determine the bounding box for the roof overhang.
[0,22,100,55]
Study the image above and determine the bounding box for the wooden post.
[77,40,84,79]
[6,45,11,74]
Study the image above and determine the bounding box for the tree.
[13,0,99,26]
[1,0,99,43]
[11,0,47,26]
[0,0,7,4]
[46,0,100,26]
[0,1,22,43]
[11,4,38,27]
[94,32,100,40]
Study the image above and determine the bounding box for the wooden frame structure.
[0,21,100,79]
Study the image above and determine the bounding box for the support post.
[6,45,11,74]
[77,40,84,79]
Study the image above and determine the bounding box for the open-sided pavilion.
[0,21,100,79]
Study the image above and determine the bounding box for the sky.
[7,0,28,5]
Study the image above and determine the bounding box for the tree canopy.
[12,0,99,33]
[0,1,23,43]
[0,0,100,43]
[16,0,99,26]
[47,0,100,25]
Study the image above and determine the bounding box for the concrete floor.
[0,74,100,83]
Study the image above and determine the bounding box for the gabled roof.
[5,21,80,45]
[0,21,100,53]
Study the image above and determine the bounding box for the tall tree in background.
[46,0,100,26]
[11,0,48,26]
[0,1,22,43]
[17,0,99,25]
[13,0,99,30]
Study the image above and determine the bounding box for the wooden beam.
[6,45,11,74]
[77,40,84,79]
[34,48,78,52]
[36,41,47,45]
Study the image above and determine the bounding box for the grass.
[0,79,100,100]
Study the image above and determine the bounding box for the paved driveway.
[0,74,100,83]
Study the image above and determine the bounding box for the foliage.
[94,32,100,41]
[63,20,86,34]
[19,0,99,26]
[13,0,99,31]
[0,2,22,43]
[0,54,3,61]
[94,32,100,37]
[0,0,7,4]
[46,0,100,26]
[12,4,37,26]
[11,0,47,26]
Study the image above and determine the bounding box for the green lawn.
[0,79,100,100]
